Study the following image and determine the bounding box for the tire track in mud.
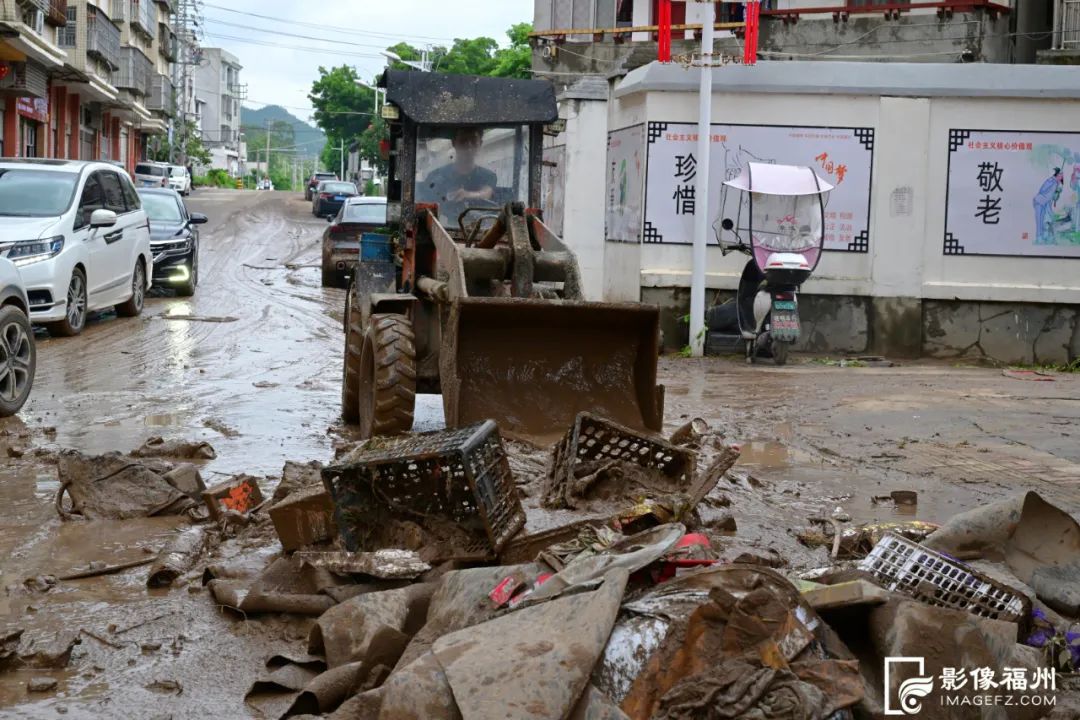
[23,190,348,471]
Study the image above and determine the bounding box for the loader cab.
[379,70,556,245]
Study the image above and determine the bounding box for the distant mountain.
[241,104,325,159]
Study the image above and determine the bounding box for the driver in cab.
[420,128,496,221]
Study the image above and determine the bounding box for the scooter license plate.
[771,308,800,342]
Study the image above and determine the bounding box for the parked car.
[312,180,358,219]
[305,171,338,201]
[167,165,192,196]
[322,196,388,288]
[134,161,170,189]
[0,258,36,416]
[136,188,206,296]
[0,159,153,337]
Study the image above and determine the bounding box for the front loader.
[341,70,665,445]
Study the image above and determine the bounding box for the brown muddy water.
[1,190,1079,717]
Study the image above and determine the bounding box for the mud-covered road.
[1,189,1079,717]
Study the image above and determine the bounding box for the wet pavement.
[1,189,1079,716]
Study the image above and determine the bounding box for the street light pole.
[690,0,715,357]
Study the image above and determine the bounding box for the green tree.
[149,119,211,166]
[309,65,377,144]
[491,23,533,79]
[357,116,388,175]
[243,120,296,163]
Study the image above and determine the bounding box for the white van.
[0,159,153,337]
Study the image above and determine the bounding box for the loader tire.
[355,314,416,438]
[341,292,364,424]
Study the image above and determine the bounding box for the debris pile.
[9,416,1079,718]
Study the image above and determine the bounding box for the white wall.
[594,85,1080,305]
[559,98,609,300]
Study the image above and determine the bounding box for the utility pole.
[339,139,345,180]
[265,119,271,181]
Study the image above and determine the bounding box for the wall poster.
[643,122,875,252]
[606,124,645,243]
[945,130,1080,258]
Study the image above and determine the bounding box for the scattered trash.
[859,531,1030,623]
[268,486,336,552]
[147,526,212,588]
[544,413,697,512]
[162,464,205,498]
[55,451,196,520]
[58,558,155,582]
[202,475,264,522]
[797,519,937,560]
[669,417,709,447]
[131,436,217,460]
[323,421,525,562]
[799,579,890,611]
[295,550,431,580]
[1003,368,1056,381]
[27,677,57,693]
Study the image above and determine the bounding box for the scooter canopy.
[723,162,834,196]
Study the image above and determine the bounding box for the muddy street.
[1,190,1080,717]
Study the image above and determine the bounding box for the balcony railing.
[146,72,175,116]
[154,0,173,14]
[1063,0,1080,48]
[46,0,65,26]
[158,22,177,60]
[0,0,45,24]
[114,45,152,95]
[86,5,121,70]
[130,0,153,38]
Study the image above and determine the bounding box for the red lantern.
[0,64,10,82]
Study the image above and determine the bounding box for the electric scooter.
[706,162,833,366]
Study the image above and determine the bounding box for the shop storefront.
[16,96,48,159]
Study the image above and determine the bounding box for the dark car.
[136,188,206,296]
[305,171,338,201]
[312,180,358,219]
[322,196,388,287]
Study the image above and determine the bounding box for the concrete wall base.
[643,288,1079,364]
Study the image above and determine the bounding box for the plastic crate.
[322,421,524,559]
[858,532,1030,623]
[547,413,697,500]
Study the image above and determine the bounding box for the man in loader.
[419,127,496,221]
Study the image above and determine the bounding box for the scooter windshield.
[749,192,824,271]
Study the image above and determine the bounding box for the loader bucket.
[441,297,665,446]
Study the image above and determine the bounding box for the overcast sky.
[200,0,533,136]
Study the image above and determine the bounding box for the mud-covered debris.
[162,464,205,498]
[161,314,238,323]
[269,486,336,552]
[27,677,57,693]
[20,631,80,669]
[147,526,213,588]
[146,679,183,695]
[0,629,24,670]
[273,460,323,502]
[859,532,1030,623]
[22,575,57,593]
[6,444,25,458]
[56,450,195,520]
[796,519,937,560]
[295,550,431,580]
[132,436,216,460]
[669,418,710,447]
[799,579,890,610]
[324,422,524,562]
[544,413,697,512]
[202,475,263,522]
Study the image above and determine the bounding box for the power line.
[200,2,454,43]
[201,31,385,60]
[204,17,401,50]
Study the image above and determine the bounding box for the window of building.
[22,119,38,158]
[616,0,633,25]
[60,6,77,47]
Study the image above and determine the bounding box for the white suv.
[167,165,191,196]
[0,159,153,337]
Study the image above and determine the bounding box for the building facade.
[191,46,244,176]
[0,0,176,172]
